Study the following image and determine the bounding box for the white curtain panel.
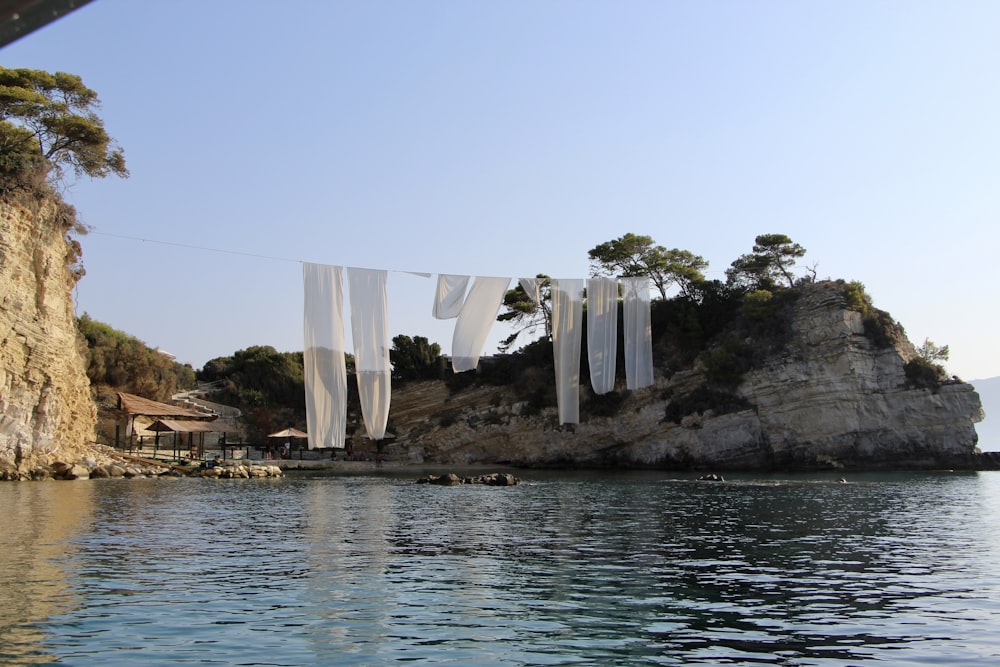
[432,274,470,319]
[451,276,511,372]
[622,276,654,390]
[518,277,544,306]
[302,263,347,449]
[552,278,584,424]
[587,277,618,395]
[347,267,391,440]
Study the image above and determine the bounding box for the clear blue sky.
[4,0,999,381]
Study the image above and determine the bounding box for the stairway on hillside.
[171,382,244,434]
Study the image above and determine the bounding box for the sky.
[3,0,999,381]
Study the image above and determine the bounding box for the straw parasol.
[268,427,308,439]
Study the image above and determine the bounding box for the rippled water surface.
[1,470,998,665]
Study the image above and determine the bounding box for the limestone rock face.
[386,282,983,470]
[739,284,982,469]
[1,198,97,474]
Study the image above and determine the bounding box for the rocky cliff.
[1,197,96,477]
[382,281,984,470]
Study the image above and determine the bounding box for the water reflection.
[1,472,998,666]
[0,482,93,664]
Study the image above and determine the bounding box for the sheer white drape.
[302,263,347,449]
[451,276,510,372]
[622,276,654,390]
[518,277,544,306]
[552,279,584,424]
[432,274,470,319]
[304,263,653,439]
[347,267,391,440]
[587,277,618,395]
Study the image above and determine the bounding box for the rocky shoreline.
[4,442,1000,482]
[0,444,284,481]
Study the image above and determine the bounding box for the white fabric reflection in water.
[347,268,390,440]
[451,276,511,372]
[302,263,347,449]
[432,274,470,319]
[587,277,618,395]
[552,279,584,424]
[622,276,654,390]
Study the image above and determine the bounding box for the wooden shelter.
[117,392,222,459]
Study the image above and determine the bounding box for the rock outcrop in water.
[382,282,984,471]
[416,472,522,486]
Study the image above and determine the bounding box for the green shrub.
[862,309,902,349]
[742,289,775,320]
[904,358,945,389]
[701,338,746,387]
[841,280,902,349]
[843,280,872,313]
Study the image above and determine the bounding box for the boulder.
[65,464,90,480]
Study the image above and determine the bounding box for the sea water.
[1,469,998,666]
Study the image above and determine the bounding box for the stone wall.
[1,197,96,475]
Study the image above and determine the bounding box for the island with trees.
[0,67,988,478]
[78,231,986,472]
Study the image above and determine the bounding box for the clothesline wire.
[90,230,303,265]
[88,229,517,280]
[89,229,708,282]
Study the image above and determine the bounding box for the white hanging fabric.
[552,279,584,424]
[451,276,511,372]
[432,274,470,319]
[518,277,543,306]
[347,267,391,440]
[587,277,618,395]
[302,263,347,450]
[622,276,654,390]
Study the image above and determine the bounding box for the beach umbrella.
[267,427,309,439]
[267,427,308,459]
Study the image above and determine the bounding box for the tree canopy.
[661,248,710,299]
[0,67,127,188]
[200,345,305,411]
[390,334,444,381]
[588,233,707,300]
[726,234,806,290]
[588,233,668,297]
[199,346,308,442]
[917,338,949,364]
[78,314,195,402]
[496,274,552,352]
